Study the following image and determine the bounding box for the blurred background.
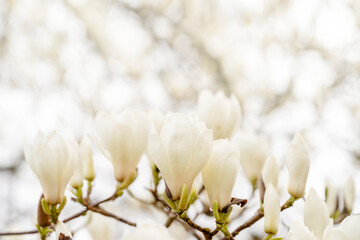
[0,0,360,239]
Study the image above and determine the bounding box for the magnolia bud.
[234,131,270,185]
[264,184,280,235]
[69,141,83,188]
[24,131,75,205]
[261,154,279,189]
[325,179,338,217]
[148,113,212,199]
[81,137,95,181]
[304,188,329,240]
[56,220,72,240]
[95,110,150,182]
[197,89,241,140]
[201,139,240,210]
[343,176,355,213]
[286,221,318,240]
[286,132,310,198]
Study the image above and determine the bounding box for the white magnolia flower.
[81,137,95,181]
[343,176,355,213]
[234,130,270,184]
[122,220,177,240]
[87,213,114,240]
[304,188,330,239]
[325,179,338,216]
[264,183,280,235]
[261,154,279,188]
[24,131,75,204]
[56,220,72,240]
[197,89,241,140]
[69,137,95,188]
[286,132,310,198]
[69,141,82,188]
[287,215,360,240]
[148,113,213,199]
[287,221,318,240]
[95,110,150,182]
[201,139,240,210]
[287,189,360,240]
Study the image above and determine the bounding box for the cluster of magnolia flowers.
[22,90,359,240]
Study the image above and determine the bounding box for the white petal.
[304,188,329,239]
[56,220,72,239]
[286,222,318,240]
[323,225,346,240]
[264,184,280,235]
[343,176,355,213]
[286,132,310,198]
[262,154,279,188]
[338,215,360,240]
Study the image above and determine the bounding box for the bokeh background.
[0,0,360,239]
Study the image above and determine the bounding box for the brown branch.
[85,204,136,227]
[223,196,296,239]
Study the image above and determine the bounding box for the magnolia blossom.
[122,220,177,240]
[325,179,338,216]
[95,110,150,182]
[69,137,95,188]
[304,188,330,239]
[201,139,240,210]
[148,113,212,199]
[234,130,270,184]
[287,187,360,240]
[261,154,279,188]
[56,220,72,240]
[287,213,360,240]
[81,137,95,181]
[286,133,310,198]
[343,176,355,213]
[24,131,75,204]
[264,183,280,235]
[197,89,241,139]
[87,213,114,240]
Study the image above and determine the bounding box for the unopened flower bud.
[234,131,269,185]
[304,188,329,240]
[95,110,150,182]
[24,131,75,205]
[325,178,338,217]
[201,139,240,210]
[197,90,241,140]
[262,154,279,189]
[81,137,95,181]
[264,184,280,235]
[286,132,310,198]
[343,176,355,213]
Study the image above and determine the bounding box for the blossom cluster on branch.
[0,90,358,240]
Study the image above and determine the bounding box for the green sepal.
[180,210,187,218]
[162,193,177,210]
[213,201,221,222]
[119,170,138,190]
[41,198,52,216]
[178,184,189,211]
[186,189,197,208]
[56,197,67,214]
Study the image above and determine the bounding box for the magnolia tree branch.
[221,197,297,240]
[0,193,133,237]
